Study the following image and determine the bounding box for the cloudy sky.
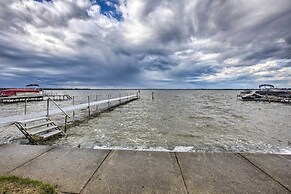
[0,0,291,89]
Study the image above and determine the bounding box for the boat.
[255,84,291,97]
[0,84,43,97]
[238,84,291,101]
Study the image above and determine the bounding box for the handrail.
[47,96,70,118]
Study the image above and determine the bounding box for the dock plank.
[10,147,110,193]
[82,150,187,194]
[176,152,289,194]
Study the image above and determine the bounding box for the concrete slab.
[10,146,110,193]
[241,153,291,191]
[0,144,51,174]
[176,152,289,194]
[82,150,187,194]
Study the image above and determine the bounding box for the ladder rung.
[30,125,60,135]
[39,130,63,140]
[17,117,48,124]
[27,121,54,130]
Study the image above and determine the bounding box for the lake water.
[1,90,290,153]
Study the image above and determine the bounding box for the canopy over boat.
[26,84,40,88]
[259,84,274,89]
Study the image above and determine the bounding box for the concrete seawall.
[0,144,290,193]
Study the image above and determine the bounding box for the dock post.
[64,115,68,133]
[72,96,75,120]
[110,94,111,106]
[107,94,110,108]
[152,92,154,100]
[119,94,121,103]
[46,98,50,117]
[24,98,27,115]
[88,96,91,115]
[96,95,98,112]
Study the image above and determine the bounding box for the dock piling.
[96,95,98,112]
[46,98,50,117]
[24,98,27,115]
[72,96,75,120]
[88,96,91,116]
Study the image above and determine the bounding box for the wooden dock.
[0,94,138,127]
[238,96,291,104]
[0,94,44,103]
[0,94,72,103]
[0,144,290,193]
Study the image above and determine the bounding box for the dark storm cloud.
[0,0,291,88]
[174,63,218,78]
[286,36,291,45]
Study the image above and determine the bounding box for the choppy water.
[1,90,290,153]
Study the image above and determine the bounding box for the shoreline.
[0,144,290,193]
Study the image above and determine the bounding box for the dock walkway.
[0,95,137,127]
[0,144,290,193]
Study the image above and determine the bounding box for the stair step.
[27,121,54,130]
[39,130,63,140]
[30,125,60,135]
[17,117,48,124]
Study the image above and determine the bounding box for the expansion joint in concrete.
[7,146,55,175]
[237,153,291,193]
[174,153,189,194]
[79,150,112,194]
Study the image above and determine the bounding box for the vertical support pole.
[24,98,27,126]
[24,98,27,115]
[108,94,110,108]
[46,98,50,117]
[96,94,98,112]
[72,96,75,120]
[119,94,121,103]
[64,115,68,133]
[152,92,154,100]
[88,96,90,115]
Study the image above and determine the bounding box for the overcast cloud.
[0,0,290,88]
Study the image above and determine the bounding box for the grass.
[0,175,57,194]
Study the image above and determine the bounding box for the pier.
[0,94,72,103]
[0,144,290,193]
[0,94,138,143]
[0,94,138,127]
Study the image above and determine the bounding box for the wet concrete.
[0,144,51,174]
[0,144,290,194]
[11,146,110,193]
[82,150,187,194]
[176,152,289,194]
[241,153,291,191]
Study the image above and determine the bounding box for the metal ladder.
[15,117,66,144]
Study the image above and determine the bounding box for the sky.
[0,0,291,89]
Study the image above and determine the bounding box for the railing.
[0,93,139,128]
[46,96,70,132]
